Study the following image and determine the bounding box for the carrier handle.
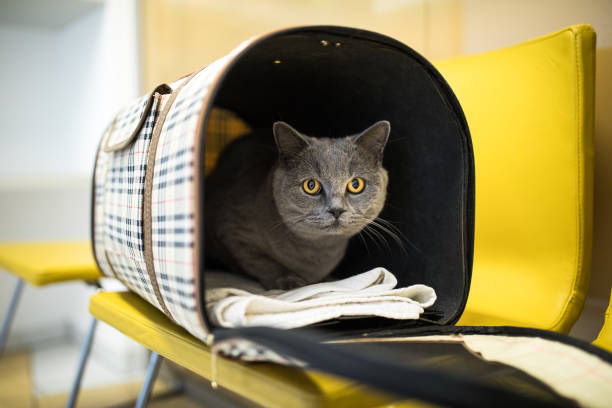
[103,83,172,152]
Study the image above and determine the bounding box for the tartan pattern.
[213,338,306,366]
[98,93,167,311]
[94,39,256,344]
[150,63,230,340]
[93,123,113,277]
[105,93,150,149]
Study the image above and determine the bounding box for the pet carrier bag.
[92,26,610,407]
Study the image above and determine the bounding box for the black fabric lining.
[203,26,474,328]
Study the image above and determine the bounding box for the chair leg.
[135,352,163,408]
[0,278,25,356]
[66,316,98,408]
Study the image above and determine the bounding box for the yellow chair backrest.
[435,25,595,333]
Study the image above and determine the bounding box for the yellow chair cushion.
[0,242,101,286]
[593,289,612,352]
[434,25,595,333]
[89,291,432,408]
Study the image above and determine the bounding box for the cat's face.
[272,121,389,240]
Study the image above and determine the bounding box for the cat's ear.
[353,121,390,163]
[273,121,309,162]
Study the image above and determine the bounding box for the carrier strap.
[143,73,197,320]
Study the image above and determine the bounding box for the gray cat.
[204,121,390,290]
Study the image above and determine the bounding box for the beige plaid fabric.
[461,335,612,408]
[92,57,252,343]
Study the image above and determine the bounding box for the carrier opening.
[200,27,473,330]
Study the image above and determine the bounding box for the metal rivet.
[335,42,341,47]
[320,40,329,47]
[273,59,282,64]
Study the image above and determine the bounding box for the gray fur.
[205,121,390,290]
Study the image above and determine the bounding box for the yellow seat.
[0,242,102,407]
[435,24,595,333]
[89,291,427,408]
[593,289,612,352]
[0,241,101,286]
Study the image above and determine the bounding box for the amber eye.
[347,177,365,194]
[303,179,321,195]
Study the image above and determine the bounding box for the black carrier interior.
[203,26,474,330]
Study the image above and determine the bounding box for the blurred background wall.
[0,0,147,371]
[0,0,610,365]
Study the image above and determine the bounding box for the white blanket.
[205,268,436,329]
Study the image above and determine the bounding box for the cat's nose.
[328,208,346,219]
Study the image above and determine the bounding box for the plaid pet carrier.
[92,26,611,407]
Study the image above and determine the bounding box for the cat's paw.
[272,275,309,290]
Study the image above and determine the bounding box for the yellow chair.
[436,24,595,333]
[85,24,596,406]
[593,289,612,352]
[0,241,102,407]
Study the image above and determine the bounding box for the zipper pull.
[210,348,219,389]
[206,334,219,389]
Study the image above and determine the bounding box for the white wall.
[56,0,141,176]
[462,0,612,53]
[0,24,65,177]
[0,0,147,371]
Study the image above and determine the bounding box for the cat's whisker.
[356,231,371,255]
[369,221,408,256]
[371,226,394,252]
[357,216,383,248]
[364,224,392,253]
[355,214,414,256]
[373,217,401,228]
[374,217,423,255]
[375,217,405,224]
[360,226,384,252]
[373,218,408,242]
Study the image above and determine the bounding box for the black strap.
[214,327,576,408]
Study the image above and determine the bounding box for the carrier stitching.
[143,74,197,322]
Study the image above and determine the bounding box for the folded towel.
[205,268,436,329]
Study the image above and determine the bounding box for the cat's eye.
[303,179,321,195]
[347,177,365,194]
